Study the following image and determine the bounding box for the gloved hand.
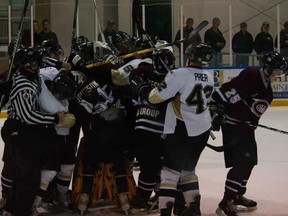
[211,112,226,131]
[67,53,86,71]
[57,112,76,128]
[61,62,72,71]
[76,81,102,114]
[129,73,151,100]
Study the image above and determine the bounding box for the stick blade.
[188,20,209,39]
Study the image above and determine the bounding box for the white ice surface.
[0,106,287,216]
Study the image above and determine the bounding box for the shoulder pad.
[141,58,153,65]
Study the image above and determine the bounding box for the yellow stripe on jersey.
[171,93,183,120]
[111,69,129,86]
[148,88,166,104]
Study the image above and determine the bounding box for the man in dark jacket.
[204,17,226,66]
[254,22,274,65]
[175,18,201,66]
[232,22,254,66]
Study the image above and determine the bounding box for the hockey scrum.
[0,19,288,216]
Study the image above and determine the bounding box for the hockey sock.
[56,164,75,194]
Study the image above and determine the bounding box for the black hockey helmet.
[112,31,132,45]
[262,51,288,75]
[112,31,133,54]
[153,49,175,75]
[51,69,77,101]
[41,39,63,60]
[72,36,90,53]
[185,43,213,65]
[76,41,94,62]
[15,46,43,71]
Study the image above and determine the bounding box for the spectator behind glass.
[254,22,273,65]
[98,20,117,49]
[18,21,40,47]
[38,19,59,45]
[275,21,288,58]
[232,22,254,66]
[204,17,226,66]
[174,18,201,66]
[33,20,40,45]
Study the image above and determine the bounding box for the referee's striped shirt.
[41,57,63,69]
[7,71,57,125]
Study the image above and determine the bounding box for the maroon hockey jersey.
[212,67,273,131]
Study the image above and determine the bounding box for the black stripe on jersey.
[8,74,55,125]
[42,57,58,68]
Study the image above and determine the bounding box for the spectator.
[37,19,59,45]
[204,17,226,66]
[275,21,288,58]
[174,18,201,66]
[254,22,273,65]
[13,21,40,48]
[232,22,254,66]
[33,20,40,45]
[98,20,117,49]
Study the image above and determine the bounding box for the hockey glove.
[211,112,226,131]
[67,53,87,71]
[129,73,152,101]
[76,81,104,114]
[58,113,76,128]
[210,104,226,131]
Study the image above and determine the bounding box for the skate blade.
[215,207,227,216]
[234,205,257,212]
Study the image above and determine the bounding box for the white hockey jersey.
[38,67,69,135]
[148,67,214,136]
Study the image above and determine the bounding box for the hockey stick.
[71,0,79,53]
[205,143,224,152]
[0,0,30,112]
[258,124,288,135]
[132,0,172,73]
[86,20,209,69]
[92,0,105,42]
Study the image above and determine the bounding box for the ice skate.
[118,194,130,215]
[32,201,51,216]
[130,197,148,215]
[147,195,159,214]
[54,192,72,209]
[216,199,238,216]
[78,193,89,216]
[180,195,201,216]
[233,195,257,212]
[2,210,13,216]
[160,201,174,216]
[173,192,187,215]
[0,197,7,211]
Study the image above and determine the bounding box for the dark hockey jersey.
[130,64,167,134]
[212,67,273,131]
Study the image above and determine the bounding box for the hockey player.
[32,69,77,215]
[129,45,175,214]
[0,46,75,216]
[67,37,138,214]
[211,51,288,216]
[112,31,134,56]
[131,43,214,216]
